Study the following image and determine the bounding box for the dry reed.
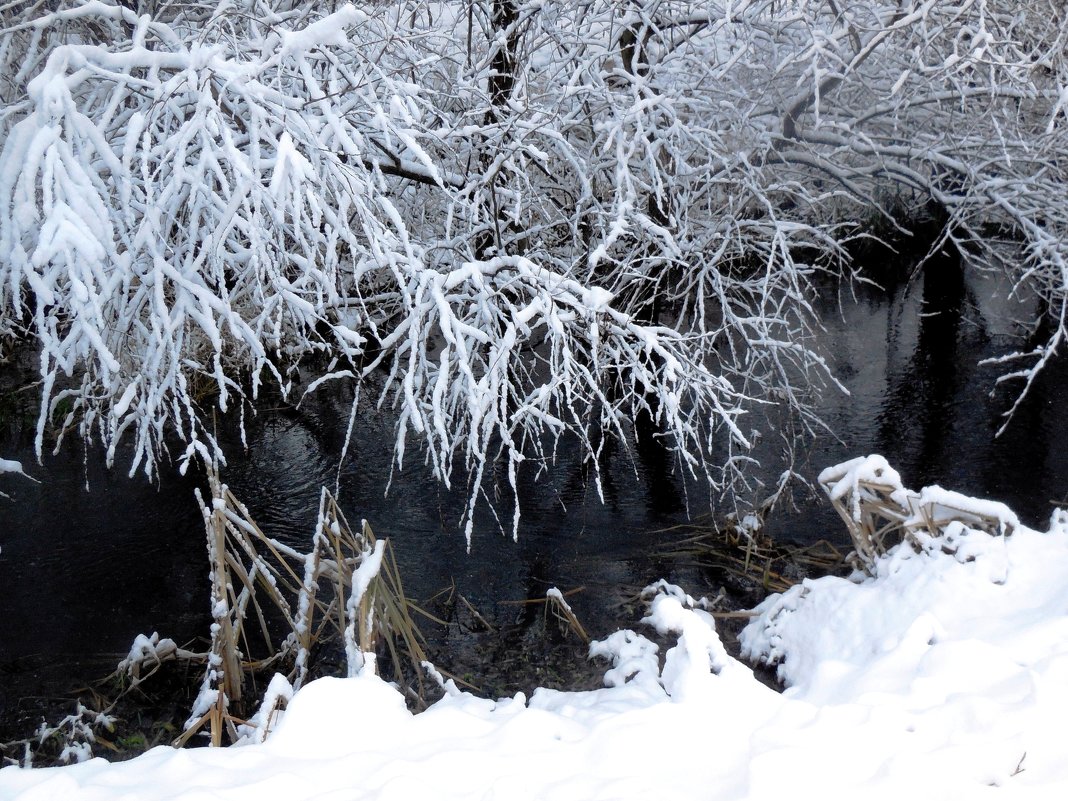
[818,471,1016,573]
[545,588,590,644]
[171,467,433,746]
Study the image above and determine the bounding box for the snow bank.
[5,479,1068,799]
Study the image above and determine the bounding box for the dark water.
[0,365,700,739]
[2,256,1067,742]
[763,259,1068,541]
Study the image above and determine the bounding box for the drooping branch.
[1,0,1065,534]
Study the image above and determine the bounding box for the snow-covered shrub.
[819,454,1023,571]
[0,1,809,532]
[27,703,115,767]
[740,456,1061,688]
[1,1,1065,536]
[0,3,410,474]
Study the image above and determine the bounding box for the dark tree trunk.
[485,0,519,123]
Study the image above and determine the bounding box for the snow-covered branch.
[1,0,1064,534]
[0,2,433,474]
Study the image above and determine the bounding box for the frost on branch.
[365,253,757,544]
[0,0,828,534]
[0,3,393,475]
[2,1,1064,535]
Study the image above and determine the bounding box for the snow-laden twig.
[2,0,1065,536]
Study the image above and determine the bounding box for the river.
[2,253,1067,748]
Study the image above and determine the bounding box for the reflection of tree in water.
[877,244,966,489]
[634,406,685,517]
[536,403,684,530]
[978,307,1068,519]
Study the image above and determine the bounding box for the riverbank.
[3,458,1068,798]
[0,501,827,765]
[4,256,1068,772]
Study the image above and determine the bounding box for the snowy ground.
[4,456,1068,800]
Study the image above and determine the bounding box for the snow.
[817,453,910,518]
[5,466,1068,799]
[0,458,25,475]
[0,458,34,501]
[116,632,178,676]
[906,485,1020,533]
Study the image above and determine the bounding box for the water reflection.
[763,259,1068,544]
[877,248,967,489]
